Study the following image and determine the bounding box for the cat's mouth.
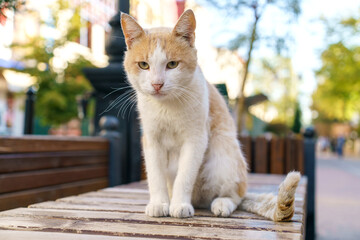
[151,91,167,98]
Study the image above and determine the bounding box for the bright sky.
[197,0,360,125]
[292,0,360,124]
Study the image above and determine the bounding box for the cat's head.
[121,10,197,100]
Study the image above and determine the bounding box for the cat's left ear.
[121,12,145,49]
[172,9,196,47]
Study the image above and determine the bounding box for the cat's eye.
[138,62,149,70]
[166,61,179,69]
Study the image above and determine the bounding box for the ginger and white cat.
[121,9,300,221]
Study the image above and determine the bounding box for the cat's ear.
[121,12,145,49]
[172,9,196,47]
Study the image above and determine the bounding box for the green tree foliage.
[291,102,302,133]
[251,56,300,127]
[11,0,95,126]
[312,15,360,122]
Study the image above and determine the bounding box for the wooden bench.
[0,174,307,239]
[0,131,315,239]
[0,136,109,211]
[239,135,316,240]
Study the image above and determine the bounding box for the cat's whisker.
[177,86,202,106]
[117,96,132,118]
[170,90,196,120]
[101,89,134,115]
[120,94,135,118]
[102,95,124,114]
[117,91,137,119]
[103,85,132,99]
[175,87,202,109]
[111,90,134,111]
[126,95,138,120]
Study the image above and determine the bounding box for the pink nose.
[152,83,164,91]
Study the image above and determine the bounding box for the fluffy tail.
[240,171,301,222]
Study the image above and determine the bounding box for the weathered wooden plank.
[0,174,307,239]
[84,186,306,198]
[0,178,108,211]
[111,178,307,189]
[57,196,149,205]
[0,230,153,240]
[55,195,304,212]
[28,201,304,223]
[0,165,107,193]
[0,215,302,240]
[114,181,149,189]
[0,208,303,234]
[80,191,150,199]
[102,186,150,193]
[0,136,109,153]
[270,138,285,174]
[0,151,107,173]
[254,137,269,173]
[29,200,147,213]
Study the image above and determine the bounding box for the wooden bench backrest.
[239,136,304,174]
[0,136,109,211]
[140,136,305,180]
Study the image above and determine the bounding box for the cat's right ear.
[172,9,196,47]
[121,13,145,49]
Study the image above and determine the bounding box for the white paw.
[211,198,236,217]
[145,202,169,217]
[169,203,194,218]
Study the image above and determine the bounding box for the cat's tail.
[240,171,301,222]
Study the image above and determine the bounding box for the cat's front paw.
[169,203,194,218]
[145,202,169,217]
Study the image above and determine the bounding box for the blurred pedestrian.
[336,135,346,157]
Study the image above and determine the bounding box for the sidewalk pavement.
[316,154,360,240]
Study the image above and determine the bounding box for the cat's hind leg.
[211,197,239,217]
[199,134,248,217]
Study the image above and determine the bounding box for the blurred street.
[316,154,360,240]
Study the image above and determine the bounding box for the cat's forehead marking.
[146,31,169,57]
[148,42,167,70]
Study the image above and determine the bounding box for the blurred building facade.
[0,8,26,136]
[0,0,115,135]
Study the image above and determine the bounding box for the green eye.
[138,62,149,70]
[166,61,179,69]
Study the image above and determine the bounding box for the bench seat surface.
[0,174,307,240]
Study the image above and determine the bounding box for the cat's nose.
[152,83,164,91]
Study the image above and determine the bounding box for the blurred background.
[0,0,359,239]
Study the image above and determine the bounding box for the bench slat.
[0,165,108,193]
[0,151,107,173]
[0,178,108,211]
[0,136,109,153]
[0,215,302,240]
[270,138,285,174]
[254,137,269,173]
[0,230,155,240]
[0,208,303,233]
[28,200,304,223]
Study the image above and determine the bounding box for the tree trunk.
[236,9,260,135]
